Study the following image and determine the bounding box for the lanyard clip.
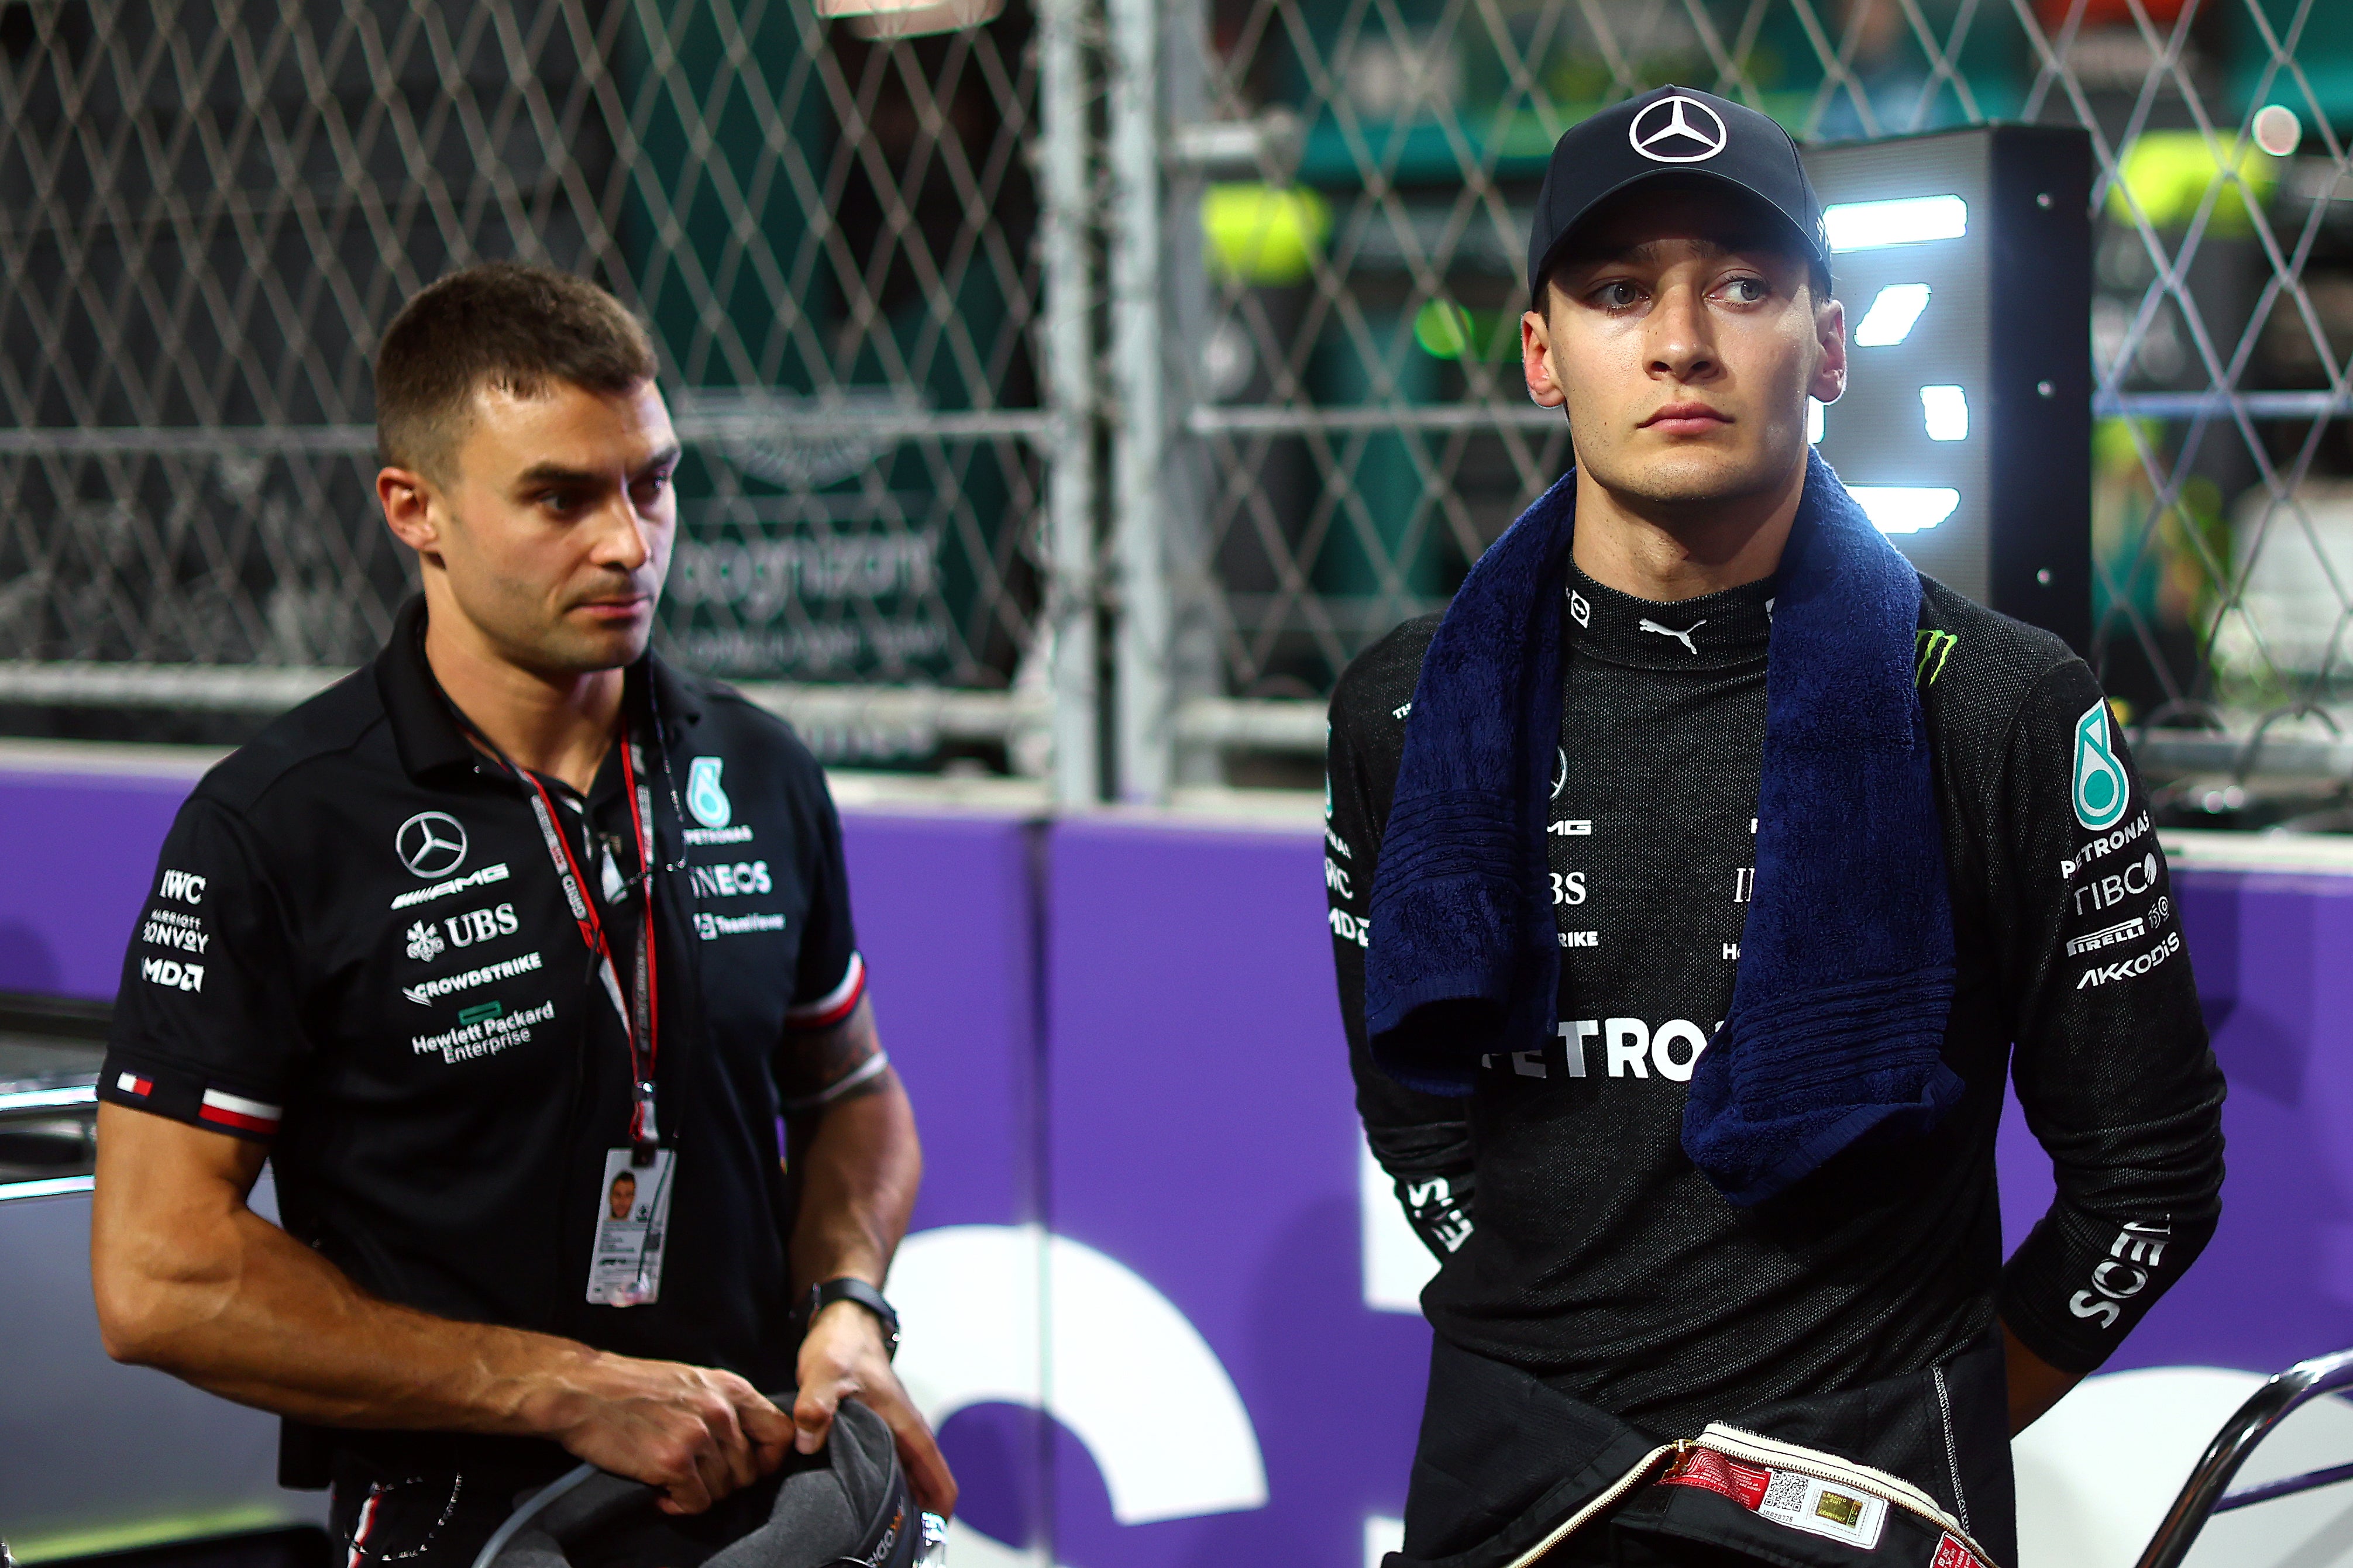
[631,1080,661,1164]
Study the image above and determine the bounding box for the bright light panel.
[1824,195,1969,251]
[1920,385,1969,441]
[1853,284,1932,347]
[1808,397,1825,444]
[1849,486,1961,534]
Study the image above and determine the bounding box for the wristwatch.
[794,1276,900,1360]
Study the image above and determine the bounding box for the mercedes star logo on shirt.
[1629,94,1729,164]
[396,811,470,878]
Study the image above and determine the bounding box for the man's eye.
[1597,281,1643,309]
[1722,277,1769,304]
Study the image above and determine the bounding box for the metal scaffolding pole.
[1107,0,1169,803]
[1038,0,1100,808]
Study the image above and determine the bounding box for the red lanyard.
[512,721,663,1153]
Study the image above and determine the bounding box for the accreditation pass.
[589,1147,677,1307]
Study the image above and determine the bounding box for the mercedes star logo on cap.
[1629,94,1729,164]
[396,811,470,878]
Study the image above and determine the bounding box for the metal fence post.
[1038,0,1100,808]
[1158,0,1223,788]
[1108,0,1170,802]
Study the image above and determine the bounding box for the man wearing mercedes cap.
[1325,87,2224,1566]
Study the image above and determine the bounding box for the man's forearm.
[126,1207,608,1427]
[788,1068,920,1290]
[94,1104,606,1436]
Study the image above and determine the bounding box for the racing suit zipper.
[1500,1443,1680,1568]
[1499,1429,2002,1568]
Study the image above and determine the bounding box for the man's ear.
[1809,291,1848,406]
[1522,291,1567,409]
[377,465,444,558]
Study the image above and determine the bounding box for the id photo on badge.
[589,1146,676,1307]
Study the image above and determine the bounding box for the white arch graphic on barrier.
[890,1225,1269,1564]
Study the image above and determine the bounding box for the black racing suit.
[1325,564,2225,1566]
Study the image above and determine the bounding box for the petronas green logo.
[2072,701,2127,831]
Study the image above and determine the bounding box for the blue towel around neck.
[1364,449,1961,1206]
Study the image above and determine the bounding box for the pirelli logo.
[2066,915,2146,957]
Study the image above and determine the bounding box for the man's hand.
[793,1299,958,1516]
[542,1356,796,1515]
[92,1105,793,1518]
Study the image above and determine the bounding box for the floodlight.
[1848,486,1962,533]
[1805,127,2093,652]
[1852,284,1933,347]
[1920,385,1969,441]
[1824,194,1970,250]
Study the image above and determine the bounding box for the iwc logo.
[1628,94,1729,164]
[395,811,469,878]
[686,756,733,829]
[404,920,446,962]
[2071,700,2128,831]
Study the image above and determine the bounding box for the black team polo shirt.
[101,597,868,1479]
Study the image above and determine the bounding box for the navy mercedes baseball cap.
[1526,85,1831,304]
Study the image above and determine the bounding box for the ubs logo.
[1629,94,1729,164]
[396,811,469,878]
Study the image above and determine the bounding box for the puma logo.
[1638,618,1705,654]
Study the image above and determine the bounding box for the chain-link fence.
[0,0,1062,763]
[4,1,2351,814]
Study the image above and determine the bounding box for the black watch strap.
[796,1276,900,1360]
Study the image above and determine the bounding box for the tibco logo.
[142,956,205,993]
[2070,852,2159,917]
[160,869,206,905]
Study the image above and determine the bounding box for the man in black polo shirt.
[1327,90,2224,1566]
[90,264,953,1566]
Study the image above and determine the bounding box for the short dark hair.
[375,262,658,479]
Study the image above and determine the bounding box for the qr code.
[1760,1471,1810,1514]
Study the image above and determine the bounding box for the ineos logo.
[396,811,470,878]
[1629,94,1729,164]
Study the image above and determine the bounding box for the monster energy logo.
[2072,699,2129,830]
[1914,629,1957,687]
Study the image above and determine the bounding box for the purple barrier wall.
[0,767,195,998]
[1045,818,1430,1568]
[6,760,2350,1568]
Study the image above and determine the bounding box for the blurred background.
[7,7,2353,1568]
[2,0,2353,820]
